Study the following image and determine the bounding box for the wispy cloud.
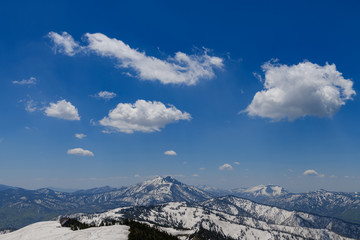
[48,32,223,85]
[92,91,117,100]
[48,32,80,56]
[12,77,37,86]
[25,99,38,112]
[75,133,87,139]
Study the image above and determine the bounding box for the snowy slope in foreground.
[73,196,360,239]
[0,221,129,240]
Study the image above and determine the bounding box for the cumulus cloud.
[164,150,177,156]
[99,100,191,133]
[75,133,87,139]
[219,163,233,171]
[12,77,37,85]
[45,100,80,120]
[48,32,80,56]
[93,91,117,100]
[48,31,223,85]
[245,61,355,121]
[67,148,94,157]
[303,169,325,178]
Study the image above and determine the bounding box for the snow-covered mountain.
[199,184,360,224]
[1,176,360,232]
[254,190,360,224]
[0,176,212,230]
[231,184,288,198]
[71,196,360,239]
[118,176,212,205]
[226,187,360,224]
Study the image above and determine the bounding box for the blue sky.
[0,0,360,192]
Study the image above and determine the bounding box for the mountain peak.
[145,176,182,185]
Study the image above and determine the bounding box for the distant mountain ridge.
[0,176,211,230]
[1,177,360,231]
[0,185,13,192]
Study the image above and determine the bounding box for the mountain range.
[68,195,360,239]
[0,176,359,236]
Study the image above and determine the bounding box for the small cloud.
[183,161,188,165]
[253,72,263,82]
[92,91,117,100]
[25,99,38,112]
[303,169,325,178]
[12,77,37,85]
[219,163,233,171]
[90,119,96,126]
[134,174,141,178]
[193,174,199,177]
[45,100,80,120]
[47,32,80,56]
[233,161,240,165]
[75,133,87,139]
[67,148,94,157]
[199,167,205,171]
[25,126,31,130]
[164,150,177,156]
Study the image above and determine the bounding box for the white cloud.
[75,133,87,139]
[25,99,38,112]
[49,31,223,85]
[48,32,80,56]
[199,167,206,171]
[164,150,177,156]
[193,174,199,177]
[99,100,191,133]
[245,61,355,121]
[45,100,80,120]
[93,91,117,100]
[303,169,325,178]
[233,161,240,165]
[12,77,37,85]
[67,148,94,157]
[219,163,233,171]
